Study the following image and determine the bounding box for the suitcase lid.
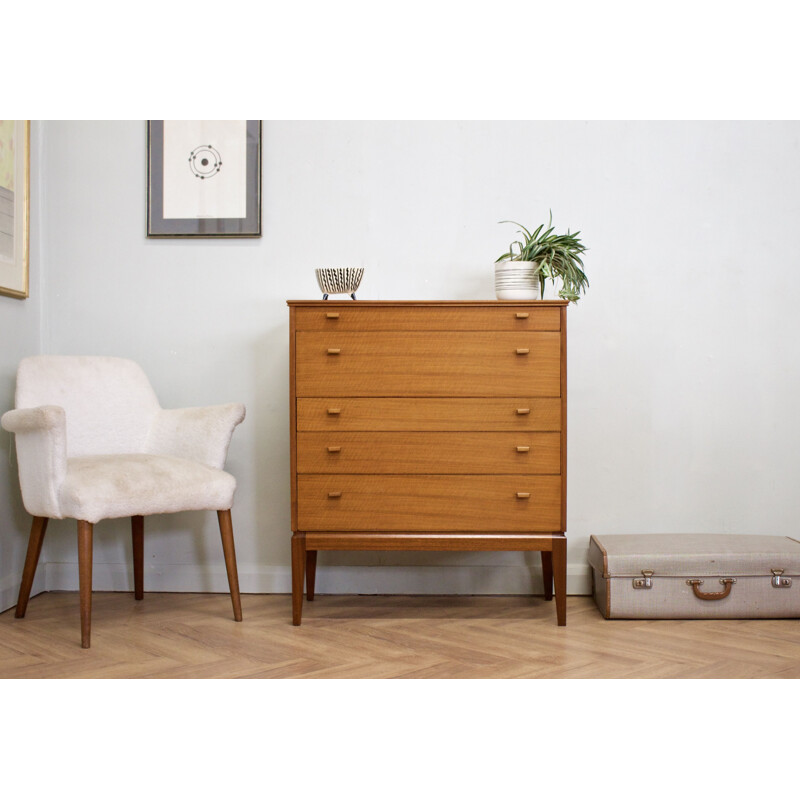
[588,534,800,578]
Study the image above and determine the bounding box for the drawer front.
[297,432,561,474]
[294,306,561,332]
[297,398,562,432]
[295,331,561,397]
[297,475,562,531]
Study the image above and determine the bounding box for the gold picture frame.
[0,120,30,299]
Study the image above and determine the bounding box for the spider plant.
[495,213,588,301]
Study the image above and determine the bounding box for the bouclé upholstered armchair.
[1,355,246,648]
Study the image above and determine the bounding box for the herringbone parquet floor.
[1,591,799,678]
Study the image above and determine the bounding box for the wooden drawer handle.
[326,312,340,319]
[516,492,531,499]
[516,348,529,355]
[516,408,530,415]
[515,312,529,319]
[327,348,341,355]
[516,446,530,453]
[328,491,342,499]
[327,446,341,453]
[686,578,736,600]
[327,408,341,415]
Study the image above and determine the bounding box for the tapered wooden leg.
[131,515,144,601]
[217,510,242,622]
[541,550,554,601]
[15,516,49,618]
[306,550,317,601]
[77,520,93,648]
[291,533,306,625]
[552,536,567,626]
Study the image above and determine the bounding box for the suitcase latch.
[633,569,654,589]
[771,569,792,588]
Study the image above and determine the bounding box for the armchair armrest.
[1,405,68,518]
[2,405,65,434]
[145,403,246,469]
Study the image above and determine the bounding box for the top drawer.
[293,305,561,332]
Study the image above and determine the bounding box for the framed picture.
[147,120,261,237]
[0,120,30,298]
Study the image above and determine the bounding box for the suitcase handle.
[686,578,736,600]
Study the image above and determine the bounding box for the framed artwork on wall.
[147,120,261,237]
[0,120,30,298]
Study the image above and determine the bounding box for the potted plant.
[494,213,588,301]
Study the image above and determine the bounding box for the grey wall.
[3,120,799,604]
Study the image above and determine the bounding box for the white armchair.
[1,355,246,648]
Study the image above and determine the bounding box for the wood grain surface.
[4,592,800,678]
[296,431,561,474]
[297,475,562,531]
[295,331,561,397]
[293,305,562,331]
[296,397,562,432]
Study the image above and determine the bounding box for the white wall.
[5,120,800,602]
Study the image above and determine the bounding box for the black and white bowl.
[315,268,365,300]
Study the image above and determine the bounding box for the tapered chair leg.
[217,509,242,621]
[15,516,49,618]
[131,515,144,600]
[77,520,93,648]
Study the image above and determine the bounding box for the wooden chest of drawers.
[288,300,568,625]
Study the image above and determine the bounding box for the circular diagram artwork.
[188,144,222,179]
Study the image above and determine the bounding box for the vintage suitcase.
[588,534,800,619]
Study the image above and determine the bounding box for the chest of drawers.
[288,300,568,625]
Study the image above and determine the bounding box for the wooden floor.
[1,591,799,678]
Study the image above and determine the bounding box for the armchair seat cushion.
[59,454,237,523]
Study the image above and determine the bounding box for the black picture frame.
[147,120,261,237]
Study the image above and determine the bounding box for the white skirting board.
[0,570,46,614]
[42,562,593,597]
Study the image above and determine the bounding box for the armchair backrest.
[16,356,161,457]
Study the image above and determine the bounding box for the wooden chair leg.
[552,536,567,627]
[217,509,242,621]
[306,550,317,601]
[15,516,49,618]
[77,520,93,648]
[132,515,144,600]
[291,533,306,625]
[540,550,554,601]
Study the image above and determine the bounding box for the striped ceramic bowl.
[315,267,364,298]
